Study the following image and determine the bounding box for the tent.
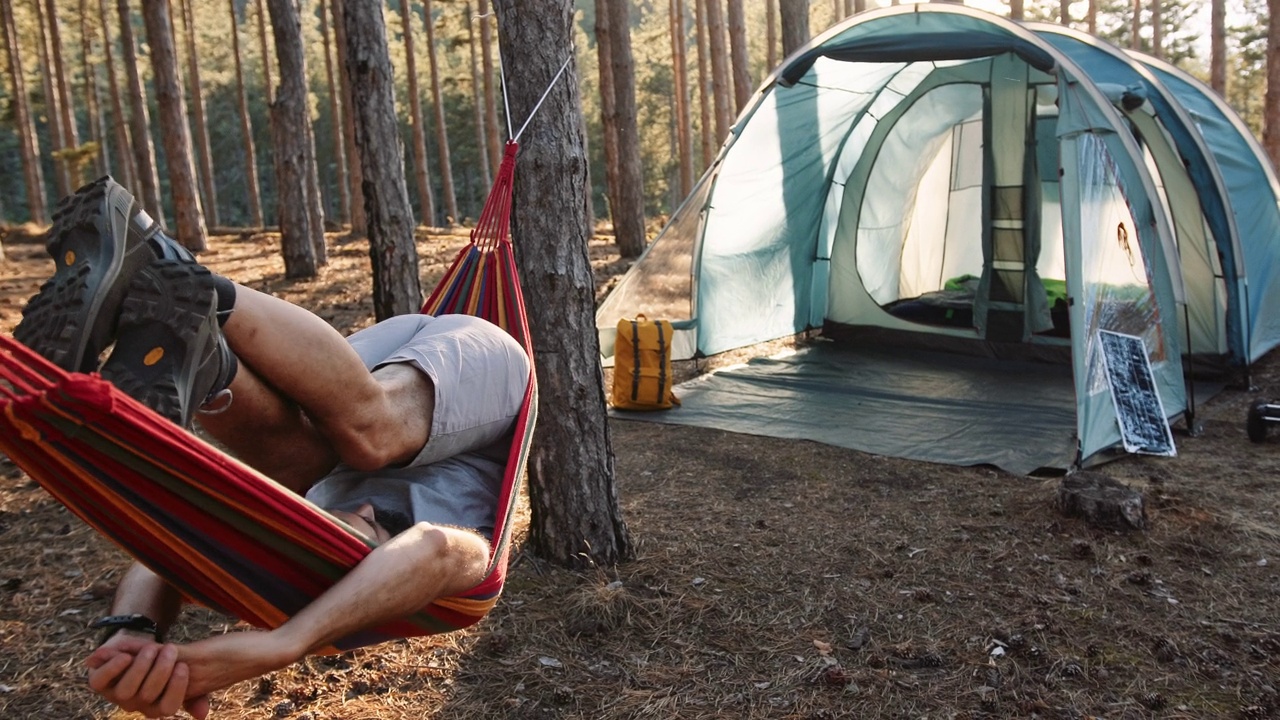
[595,5,1280,474]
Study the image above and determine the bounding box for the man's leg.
[194,285,435,491]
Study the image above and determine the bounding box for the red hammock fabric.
[0,141,536,652]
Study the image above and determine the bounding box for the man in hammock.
[14,178,530,719]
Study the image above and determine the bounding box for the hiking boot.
[14,176,164,372]
[99,259,238,428]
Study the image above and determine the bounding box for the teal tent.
[597,6,1275,473]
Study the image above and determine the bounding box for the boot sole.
[13,178,154,372]
[100,262,218,426]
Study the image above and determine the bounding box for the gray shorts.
[304,314,530,537]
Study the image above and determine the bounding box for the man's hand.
[86,634,210,719]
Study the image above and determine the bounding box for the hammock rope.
[0,142,536,652]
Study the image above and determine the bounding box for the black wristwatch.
[90,613,160,646]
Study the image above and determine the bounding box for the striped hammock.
[0,141,536,652]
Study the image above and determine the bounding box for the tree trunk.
[478,0,502,177]
[1210,0,1225,95]
[1059,0,1070,24]
[1150,0,1161,58]
[1130,0,1141,50]
[765,0,776,70]
[79,0,109,179]
[607,0,646,258]
[1,0,46,223]
[726,0,750,114]
[492,0,632,569]
[140,0,207,250]
[228,0,264,227]
[704,0,731,144]
[179,0,218,227]
[670,0,693,200]
[99,0,135,192]
[400,0,436,226]
[34,0,69,196]
[594,0,620,227]
[694,0,713,168]
[266,0,325,277]
[117,0,163,222]
[319,0,349,225]
[331,0,366,235]
[1086,0,1097,33]
[1010,0,1024,21]
[341,0,419,318]
[254,0,273,103]
[45,0,83,188]
[422,0,457,225]
[467,0,492,195]
[1266,0,1280,169]
[780,0,809,58]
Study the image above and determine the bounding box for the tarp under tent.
[594,5,1250,475]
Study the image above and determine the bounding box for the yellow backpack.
[611,315,681,411]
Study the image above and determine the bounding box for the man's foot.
[99,259,237,428]
[14,177,164,372]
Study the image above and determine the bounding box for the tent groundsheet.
[612,342,1079,475]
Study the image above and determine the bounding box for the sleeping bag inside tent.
[597,6,1204,475]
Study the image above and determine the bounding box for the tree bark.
[466,0,492,194]
[492,0,632,569]
[178,0,217,227]
[228,0,263,227]
[478,0,502,177]
[341,0,420,318]
[319,0,349,225]
[765,0,777,70]
[704,0,731,144]
[1210,0,1225,95]
[694,0,713,168]
[1266,0,1280,169]
[606,0,646,258]
[422,0,457,224]
[780,0,809,58]
[331,0,366,235]
[45,0,83,188]
[670,0,694,200]
[1,0,46,223]
[34,0,69,196]
[1130,0,1141,50]
[1060,0,1070,25]
[117,0,163,222]
[726,0,750,114]
[266,0,325,276]
[1086,0,1097,33]
[79,0,109,179]
[400,0,436,226]
[99,0,135,192]
[140,0,207,250]
[1010,0,1024,21]
[1150,0,1162,57]
[254,0,273,104]
[593,0,620,227]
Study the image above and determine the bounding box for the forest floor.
[0,225,1278,720]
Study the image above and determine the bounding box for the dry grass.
[1,228,1278,719]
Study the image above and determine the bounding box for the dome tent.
[594,5,1247,473]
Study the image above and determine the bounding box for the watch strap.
[90,614,160,646]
